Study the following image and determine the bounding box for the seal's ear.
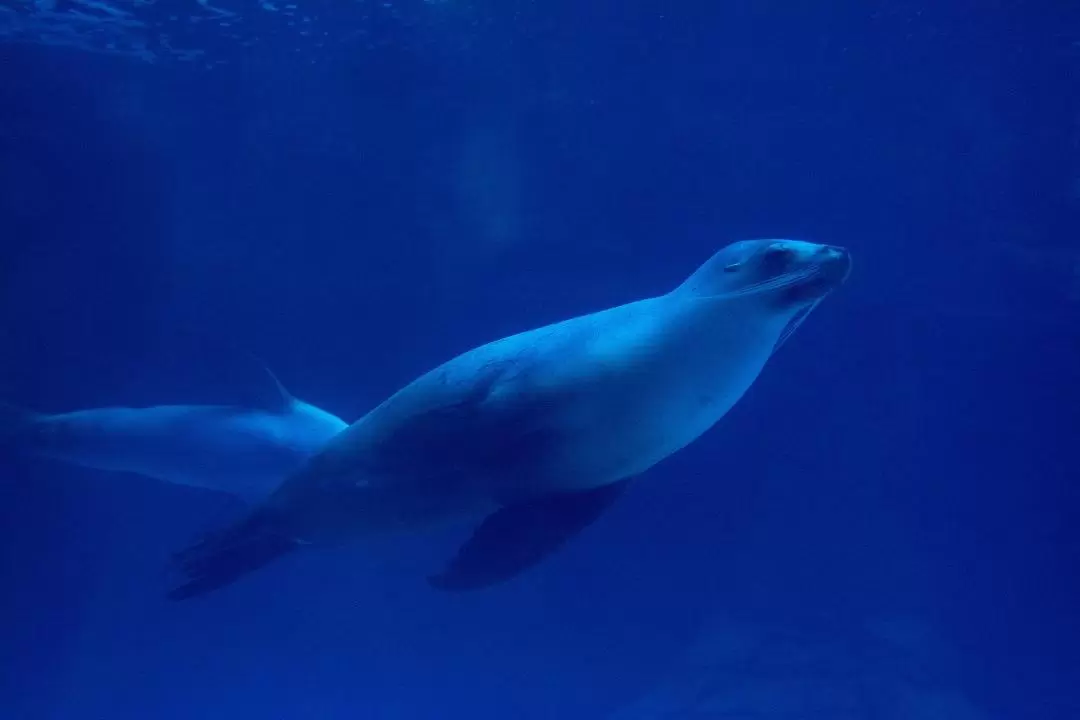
[674,240,762,298]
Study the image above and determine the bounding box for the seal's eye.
[760,245,794,274]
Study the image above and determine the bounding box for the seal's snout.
[764,241,852,307]
[816,245,852,284]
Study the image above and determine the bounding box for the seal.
[168,239,851,599]
[0,366,347,501]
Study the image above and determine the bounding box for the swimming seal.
[0,366,346,501]
[168,239,851,599]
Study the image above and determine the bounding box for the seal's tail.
[168,510,298,600]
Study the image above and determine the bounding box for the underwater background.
[1,1,1078,718]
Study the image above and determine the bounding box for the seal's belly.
[565,345,774,487]
[496,298,784,494]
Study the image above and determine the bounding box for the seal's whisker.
[725,265,821,299]
[772,297,824,354]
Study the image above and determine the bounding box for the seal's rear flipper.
[429,480,629,591]
[167,512,297,600]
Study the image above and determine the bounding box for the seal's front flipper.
[167,512,297,600]
[429,480,629,591]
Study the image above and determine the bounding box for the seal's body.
[169,239,851,599]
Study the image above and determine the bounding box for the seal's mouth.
[820,245,853,284]
[777,245,852,305]
[768,246,851,353]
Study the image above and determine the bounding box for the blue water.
[1,1,1077,718]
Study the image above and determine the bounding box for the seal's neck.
[670,290,798,350]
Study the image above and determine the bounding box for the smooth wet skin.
[0,368,347,501]
[169,239,852,599]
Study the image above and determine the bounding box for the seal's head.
[674,238,852,352]
[676,238,852,311]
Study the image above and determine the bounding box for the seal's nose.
[818,245,853,283]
